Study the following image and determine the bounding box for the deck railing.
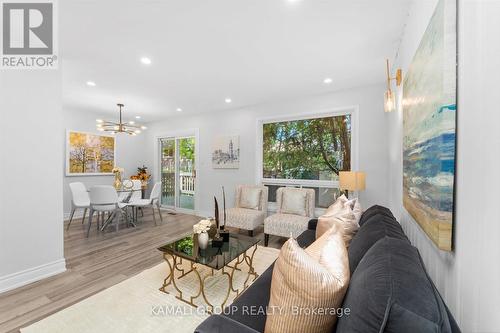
[179,172,195,195]
[161,172,195,196]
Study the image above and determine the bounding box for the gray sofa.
[194,205,461,333]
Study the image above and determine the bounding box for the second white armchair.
[264,187,315,246]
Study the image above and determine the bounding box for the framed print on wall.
[66,130,116,176]
[402,0,457,251]
[212,135,240,169]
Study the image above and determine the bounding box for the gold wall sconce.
[384,59,402,113]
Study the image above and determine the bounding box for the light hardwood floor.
[0,209,284,333]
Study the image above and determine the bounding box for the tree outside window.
[263,114,351,182]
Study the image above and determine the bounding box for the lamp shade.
[339,171,366,191]
[384,89,396,113]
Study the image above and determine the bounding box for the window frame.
[256,106,359,214]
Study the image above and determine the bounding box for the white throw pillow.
[346,197,363,225]
[239,187,262,210]
[281,189,307,216]
[316,194,361,246]
[322,194,349,217]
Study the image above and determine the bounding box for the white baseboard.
[198,210,212,219]
[0,258,67,294]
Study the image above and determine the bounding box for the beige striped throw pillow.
[265,225,350,333]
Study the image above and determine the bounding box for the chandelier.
[96,103,146,135]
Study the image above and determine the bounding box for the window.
[259,110,356,209]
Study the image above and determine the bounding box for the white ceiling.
[61,0,412,122]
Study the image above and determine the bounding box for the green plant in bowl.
[177,237,194,256]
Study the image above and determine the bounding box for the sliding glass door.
[159,136,196,212]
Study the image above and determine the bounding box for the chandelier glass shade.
[383,59,402,113]
[96,103,146,135]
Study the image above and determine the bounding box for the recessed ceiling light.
[135,115,141,119]
[86,81,96,87]
[225,98,232,104]
[323,78,333,84]
[140,57,152,65]
[129,121,135,125]
[176,108,183,112]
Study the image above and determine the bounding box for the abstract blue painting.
[403,0,457,251]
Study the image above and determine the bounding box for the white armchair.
[225,185,269,237]
[264,187,315,246]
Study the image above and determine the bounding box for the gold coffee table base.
[159,244,259,313]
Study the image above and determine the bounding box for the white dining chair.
[129,182,163,225]
[67,182,90,231]
[117,181,130,203]
[125,179,144,219]
[117,179,140,203]
[129,180,143,202]
[87,185,128,237]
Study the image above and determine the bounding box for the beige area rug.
[21,246,279,333]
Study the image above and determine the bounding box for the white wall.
[0,70,66,293]
[388,0,500,331]
[145,84,389,217]
[62,108,148,218]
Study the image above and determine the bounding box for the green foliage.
[263,115,351,180]
[177,236,194,256]
[179,138,195,160]
[162,138,195,160]
[137,165,148,174]
[161,138,195,173]
[162,139,175,158]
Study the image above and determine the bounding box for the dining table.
[86,186,141,200]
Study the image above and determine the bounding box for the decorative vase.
[198,232,209,250]
[113,171,122,190]
[208,219,218,239]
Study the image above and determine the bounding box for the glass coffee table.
[158,233,260,311]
